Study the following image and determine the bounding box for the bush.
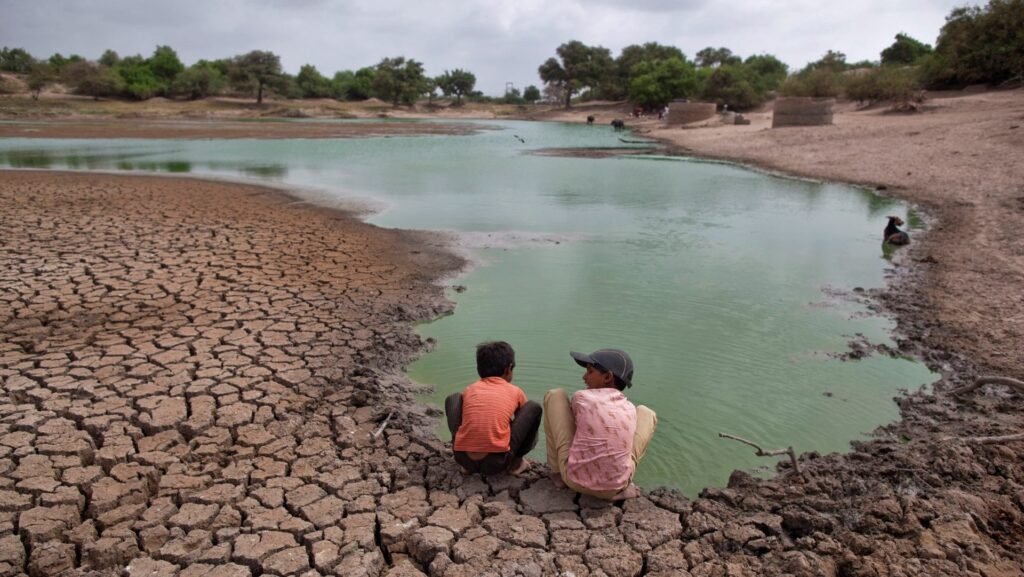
[844,66,921,104]
[780,68,844,97]
[62,61,124,98]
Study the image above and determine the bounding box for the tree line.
[1,0,1019,109]
[0,46,518,106]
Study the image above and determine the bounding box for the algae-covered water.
[0,119,934,496]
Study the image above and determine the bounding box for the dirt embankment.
[1,90,1023,577]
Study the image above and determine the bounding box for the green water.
[0,120,934,496]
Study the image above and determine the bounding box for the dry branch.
[719,432,804,479]
[372,411,395,439]
[950,375,1024,397]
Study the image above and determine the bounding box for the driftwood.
[950,375,1024,397]
[719,432,803,479]
[371,411,395,439]
[945,376,1024,444]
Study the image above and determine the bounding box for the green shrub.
[844,66,921,104]
[780,68,844,97]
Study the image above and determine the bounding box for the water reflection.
[0,148,286,178]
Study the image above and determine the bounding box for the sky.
[2,0,983,96]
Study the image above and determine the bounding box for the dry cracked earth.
[1,170,1023,577]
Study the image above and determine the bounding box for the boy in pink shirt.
[544,348,657,500]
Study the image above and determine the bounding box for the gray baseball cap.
[570,349,634,388]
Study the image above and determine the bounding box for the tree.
[372,57,428,106]
[696,47,741,68]
[743,54,789,97]
[701,65,759,110]
[612,42,687,99]
[99,49,120,68]
[47,53,83,74]
[922,0,1024,86]
[0,47,35,72]
[171,62,226,100]
[27,63,55,99]
[62,60,124,98]
[522,85,541,102]
[628,57,698,109]
[230,50,283,104]
[804,50,848,73]
[538,40,614,108]
[881,33,933,65]
[148,45,184,89]
[116,56,161,100]
[296,64,332,98]
[435,68,476,105]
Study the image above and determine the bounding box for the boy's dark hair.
[477,341,515,378]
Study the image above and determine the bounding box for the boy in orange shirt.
[445,341,542,476]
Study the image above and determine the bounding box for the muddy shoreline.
[2,91,1023,576]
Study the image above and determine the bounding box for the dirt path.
[1,89,1024,576]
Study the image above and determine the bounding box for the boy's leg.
[631,405,658,466]
[543,389,575,476]
[444,393,463,439]
[508,400,542,458]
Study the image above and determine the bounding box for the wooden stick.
[943,432,1024,445]
[719,432,803,478]
[950,376,1024,397]
[372,411,395,439]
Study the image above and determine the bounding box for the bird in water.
[513,135,525,143]
[884,215,910,245]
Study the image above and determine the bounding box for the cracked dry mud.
[1,169,1023,577]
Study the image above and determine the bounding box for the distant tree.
[62,60,124,98]
[435,68,476,105]
[147,45,184,90]
[628,57,698,109]
[538,40,614,108]
[0,47,35,72]
[701,65,759,110]
[696,47,741,68]
[230,50,283,104]
[372,57,428,106]
[611,42,687,99]
[116,56,161,100]
[27,63,55,99]
[803,50,848,73]
[171,62,226,100]
[296,64,332,98]
[743,54,788,95]
[881,33,933,65]
[48,53,83,74]
[522,85,541,102]
[921,0,1024,86]
[98,49,120,68]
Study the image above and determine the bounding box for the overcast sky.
[2,0,981,96]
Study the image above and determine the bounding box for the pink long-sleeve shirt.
[566,388,637,492]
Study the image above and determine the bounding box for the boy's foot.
[612,483,640,500]
[509,458,531,476]
[549,471,566,489]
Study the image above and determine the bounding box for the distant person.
[543,348,657,500]
[445,341,541,476]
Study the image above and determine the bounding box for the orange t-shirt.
[453,377,527,453]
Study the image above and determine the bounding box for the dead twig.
[950,375,1024,397]
[719,432,804,479]
[371,411,395,439]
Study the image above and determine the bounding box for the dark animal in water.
[586,115,595,125]
[611,119,625,131]
[884,216,910,245]
[513,135,525,143]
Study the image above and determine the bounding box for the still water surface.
[0,120,934,495]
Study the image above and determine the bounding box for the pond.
[0,119,934,496]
